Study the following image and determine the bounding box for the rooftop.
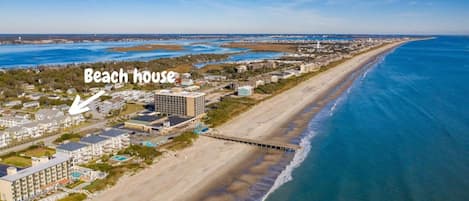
[80,135,108,144]
[168,115,193,126]
[100,128,129,138]
[36,109,64,118]
[57,142,88,151]
[131,115,164,123]
[155,90,205,98]
[0,154,70,182]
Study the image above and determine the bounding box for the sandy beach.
[92,41,408,201]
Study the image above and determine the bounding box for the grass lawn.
[54,133,82,144]
[57,193,87,201]
[84,163,142,193]
[22,147,55,158]
[83,145,162,192]
[120,103,144,116]
[203,97,258,127]
[1,156,31,167]
[158,132,199,151]
[66,180,85,189]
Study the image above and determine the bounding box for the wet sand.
[92,41,409,201]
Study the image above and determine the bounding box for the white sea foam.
[260,46,395,201]
[261,129,316,201]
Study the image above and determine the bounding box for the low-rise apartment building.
[56,142,91,166]
[0,117,31,128]
[99,129,130,152]
[0,132,11,147]
[2,112,84,143]
[79,135,109,157]
[56,129,130,165]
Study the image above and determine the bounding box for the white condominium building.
[56,142,91,166]
[99,128,130,152]
[0,154,71,201]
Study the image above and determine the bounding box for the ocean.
[264,36,469,201]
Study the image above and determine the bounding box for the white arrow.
[69,90,106,115]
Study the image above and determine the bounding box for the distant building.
[236,65,247,73]
[22,101,40,109]
[271,75,279,83]
[238,86,253,97]
[114,83,124,89]
[184,85,200,92]
[104,84,113,91]
[300,63,320,73]
[53,104,70,112]
[35,109,64,121]
[66,88,77,95]
[3,101,21,108]
[26,93,42,101]
[154,90,205,117]
[0,117,31,128]
[0,132,11,147]
[91,97,125,115]
[255,80,265,87]
[0,154,71,201]
[204,75,226,81]
[181,78,194,86]
[21,84,35,91]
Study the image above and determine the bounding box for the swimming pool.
[71,172,82,179]
[142,141,156,147]
[111,155,129,161]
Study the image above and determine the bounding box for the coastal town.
[0,37,408,201]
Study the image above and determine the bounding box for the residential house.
[204,75,227,81]
[66,88,77,95]
[53,104,70,112]
[22,101,40,109]
[235,65,247,73]
[92,97,125,115]
[26,93,42,100]
[3,101,21,107]
[104,84,113,91]
[21,83,35,91]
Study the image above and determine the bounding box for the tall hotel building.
[154,90,205,117]
[0,154,71,201]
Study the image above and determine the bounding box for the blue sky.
[0,0,468,34]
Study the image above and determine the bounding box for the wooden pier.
[203,133,301,152]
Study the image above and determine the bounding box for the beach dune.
[92,41,407,201]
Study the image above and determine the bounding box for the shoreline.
[91,40,411,201]
[197,41,404,201]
